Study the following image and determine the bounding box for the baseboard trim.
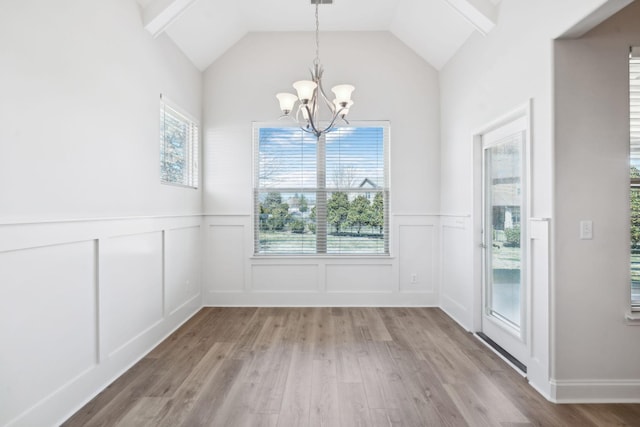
[550,379,640,403]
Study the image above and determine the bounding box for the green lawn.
[258,230,385,254]
[491,245,521,270]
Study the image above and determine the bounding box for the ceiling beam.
[142,0,199,38]
[443,0,497,35]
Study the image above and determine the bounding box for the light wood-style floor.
[64,307,640,426]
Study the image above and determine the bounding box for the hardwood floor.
[63,308,640,426]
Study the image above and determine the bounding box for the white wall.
[554,1,640,402]
[439,0,630,401]
[0,0,202,222]
[202,32,441,306]
[0,1,203,425]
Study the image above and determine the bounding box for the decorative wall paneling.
[0,216,202,427]
[527,218,551,399]
[203,214,440,306]
[439,215,474,329]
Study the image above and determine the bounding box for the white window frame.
[160,94,199,189]
[252,121,390,256]
[629,47,640,312]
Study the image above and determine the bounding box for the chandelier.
[275,1,355,138]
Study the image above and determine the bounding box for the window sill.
[160,181,198,190]
[625,311,640,325]
[251,255,394,261]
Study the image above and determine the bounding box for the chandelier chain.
[314,2,320,66]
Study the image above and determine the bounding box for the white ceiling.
[137,0,502,71]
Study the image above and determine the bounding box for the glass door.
[481,116,528,367]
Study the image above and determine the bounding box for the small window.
[253,123,390,255]
[160,95,199,188]
[629,47,640,311]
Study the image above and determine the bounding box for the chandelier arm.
[316,80,336,114]
[318,106,347,135]
[299,126,317,136]
[303,104,322,137]
[310,96,318,123]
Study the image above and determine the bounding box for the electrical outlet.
[411,274,418,284]
[580,220,593,240]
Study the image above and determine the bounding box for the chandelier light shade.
[292,80,318,104]
[331,84,355,106]
[276,92,298,115]
[275,1,354,137]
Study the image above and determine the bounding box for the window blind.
[160,97,199,188]
[254,123,390,255]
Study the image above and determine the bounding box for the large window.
[160,95,199,188]
[630,47,640,311]
[253,123,389,255]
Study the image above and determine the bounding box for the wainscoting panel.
[399,223,436,292]
[0,241,97,427]
[528,218,551,399]
[100,232,164,358]
[252,264,319,292]
[165,226,202,315]
[325,264,394,293]
[206,224,246,292]
[0,216,201,427]
[439,215,474,330]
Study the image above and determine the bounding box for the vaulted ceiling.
[136,0,502,71]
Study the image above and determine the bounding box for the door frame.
[472,100,532,369]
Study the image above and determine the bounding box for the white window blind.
[160,95,199,188]
[629,47,640,310]
[254,123,390,255]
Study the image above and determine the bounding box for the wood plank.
[242,341,293,414]
[229,307,269,360]
[252,313,287,351]
[337,382,373,427]
[443,382,496,427]
[114,397,171,427]
[178,358,245,426]
[357,350,386,409]
[312,307,337,360]
[276,344,313,426]
[309,359,340,427]
[64,357,165,427]
[391,348,467,427]
[62,358,156,427]
[366,341,425,426]
[336,345,363,383]
[154,341,235,426]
